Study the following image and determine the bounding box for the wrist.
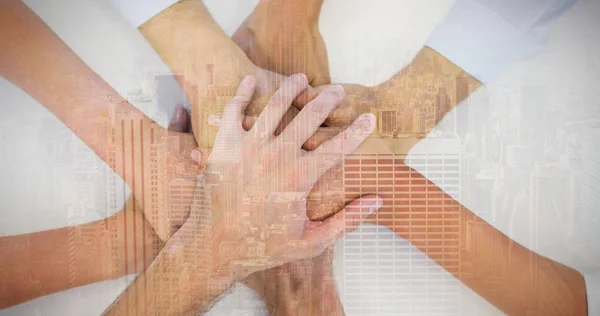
[168,218,237,290]
[257,0,323,23]
[178,173,255,282]
[268,278,344,316]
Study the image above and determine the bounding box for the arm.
[341,46,482,145]
[307,48,587,315]
[0,197,163,309]
[0,0,199,240]
[369,164,587,315]
[133,0,344,149]
[104,74,380,316]
[229,1,586,313]
[243,248,344,316]
[232,0,330,86]
[0,0,151,170]
[0,109,193,310]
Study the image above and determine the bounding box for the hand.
[232,0,330,86]
[243,246,344,316]
[183,74,381,280]
[189,140,344,316]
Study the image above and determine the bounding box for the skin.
[0,0,354,312]
[103,74,381,315]
[231,1,589,315]
[0,0,203,242]
[232,0,330,86]
[0,197,163,309]
[0,0,588,315]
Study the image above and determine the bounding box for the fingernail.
[359,114,373,132]
[190,149,202,163]
[293,73,308,84]
[242,75,255,87]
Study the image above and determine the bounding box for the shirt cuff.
[109,0,180,28]
[426,0,577,83]
[586,271,600,316]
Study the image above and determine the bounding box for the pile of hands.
[176,74,380,314]
[148,1,382,314]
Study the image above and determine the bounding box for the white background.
[1,0,599,315]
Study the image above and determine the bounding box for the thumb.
[299,195,383,257]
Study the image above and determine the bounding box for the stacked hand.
[229,2,382,313]
[175,74,380,288]
[104,74,381,315]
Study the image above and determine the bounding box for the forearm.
[372,47,587,314]
[366,165,587,315]
[456,205,588,315]
[103,219,231,316]
[308,152,586,315]
[386,194,586,315]
[139,0,257,148]
[0,0,151,182]
[0,198,163,309]
[348,46,482,145]
[139,0,253,81]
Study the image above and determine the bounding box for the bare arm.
[375,47,586,315]
[104,74,379,316]
[0,197,163,309]
[308,46,587,315]
[137,0,347,149]
[232,0,330,86]
[0,0,152,172]
[229,1,587,312]
[367,164,587,315]
[0,107,192,310]
[0,0,199,240]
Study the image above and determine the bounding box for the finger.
[221,75,256,132]
[301,195,383,256]
[307,113,375,184]
[167,105,191,133]
[306,166,348,221]
[279,85,344,147]
[308,113,375,183]
[301,126,345,151]
[291,84,318,109]
[244,116,345,150]
[292,85,358,127]
[252,73,308,138]
[242,82,318,128]
[273,106,299,136]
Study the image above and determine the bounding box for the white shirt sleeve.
[586,271,600,316]
[426,0,577,83]
[109,0,180,28]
